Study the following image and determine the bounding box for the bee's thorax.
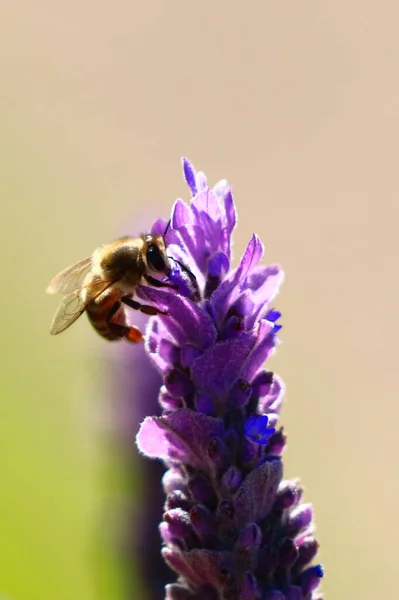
[97,238,145,286]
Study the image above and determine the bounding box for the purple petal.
[221,466,243,493]
[146,318,177,373]
[163,508,194,539]
[136,408,224,471]
[187,472,218,505]
[165,583,196,600]
[195,170,208,191]
[297,565,324,595]
[286,504,313,537]
[283,587,302,600]
[162,468,186,494]
[277,538,298,567]
[219,186,236,258]
[162,547,230,588]
[246,264,283,295]
[236,523,262,550]
[189,504,215,536]
[275,480,303,510]
[150,218,167,236]
[191,332,257,394]
[240,572,260,600]
[211,234,264,325]
[256,374,285,414]
[295,536,319,570]
[158,339,180,364]
[251,370,274,397]
[223,186,236,236]
[244,266,284,329]
[159,521,178,546]
[191,189,222,223]
[229,379,251,408]
[194,393,216,415]
[137,287,217,349]
[212,178,229,199]
[233,233,264,283]
[171,198,194,229]
[233,459,283,527]
[181,344,202,368]
[240,320,276,382]
[193,209,223,254]
[159,388,183,411]
[162,549,198,584]
[165,491,191,511]
[177,225,207,272]
[208,252,229,277]
[182,157,198,196]
[231,290,256,330]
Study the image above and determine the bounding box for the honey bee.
[47,232,174,343]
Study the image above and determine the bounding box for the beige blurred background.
[0,1,397,598]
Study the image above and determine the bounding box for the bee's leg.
[107,301,144,342]
[167,257,200,300]
[143,274,178,289]
[108,321,143,343]
[169,258,198,288]
[121,295,169,316]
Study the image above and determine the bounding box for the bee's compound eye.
[146,244,166,272]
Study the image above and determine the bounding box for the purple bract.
[136,158,323,600]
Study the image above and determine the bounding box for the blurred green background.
[1,1,398,599]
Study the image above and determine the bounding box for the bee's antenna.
[163,219,171,238]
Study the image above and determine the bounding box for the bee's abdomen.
[87,290,126,341]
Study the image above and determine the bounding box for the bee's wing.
[46,257,93,295]
[49,276,117,335]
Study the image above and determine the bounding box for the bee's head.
[144,234,171,275]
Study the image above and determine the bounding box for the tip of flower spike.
[181,157,198,196]
[137,160,322,598]
[244,415,275,445]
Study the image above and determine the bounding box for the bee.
[47,232,174,343]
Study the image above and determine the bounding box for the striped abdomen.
[86,289,127,341]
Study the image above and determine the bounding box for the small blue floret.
[244,415,275,445]
[266,309,282,333]
[266,309,281,322]
[314,564,324,578]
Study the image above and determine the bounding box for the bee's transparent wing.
[49,276,116,335]
[46,257,93,295]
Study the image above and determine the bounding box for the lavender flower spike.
[136,158,323,600]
